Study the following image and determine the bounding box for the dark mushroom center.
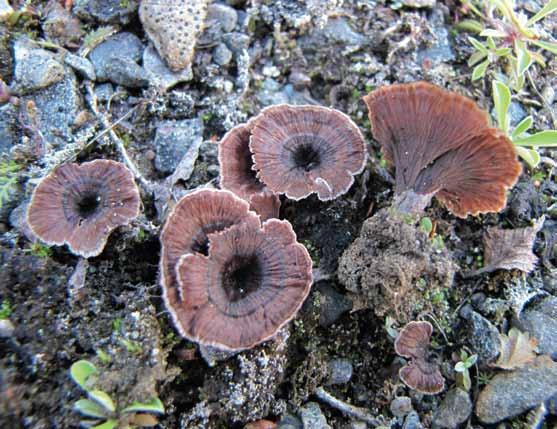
[222,254,262,302]
[292,142,321,172]
[76,192,101,218]
[242,149,260,185]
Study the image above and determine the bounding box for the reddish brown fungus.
[26,159,140,258]
[172,215,313,351]
[218,123,281,220]
[250,104,367,201]
[364,82,521,218]
[394,321,445,394]
[160,188,260,308]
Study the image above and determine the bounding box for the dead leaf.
[492,327,538,370]
[464,217,544,277]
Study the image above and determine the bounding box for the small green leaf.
[515,146,541,169]
[468,37,488,53]
[91,419,118,429]
[472,60,489,80]
[122,397,165,415]
[88,390,116,413]
[530,39,557,55]
[73,399,108,419]
[492,80,511,133]
[479,29,507,38]
[527,0,557,25]
[494,47,512,57]
[465,354,478,368]
[513,130,557,147]
[486,36,497,50]
[468,50,487,67]
[419,217,433,235]
[70,360,97,390]
[515,41,533,76]
[455,19,484,33]
[454,361,466,372]
[511,116,533,138]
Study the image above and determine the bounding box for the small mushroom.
[364,82,521,218]
[250,104,367,201]
[26,159,141,258]
[160,188,260,306]
[172,215,313,351]
[394,321,445,394]
[218,123,281,220]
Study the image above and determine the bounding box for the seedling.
[454,350,478,391]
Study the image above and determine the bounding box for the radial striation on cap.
[250,104,367,201]
[364,81,521,218]
[26,159,141,258]
[172,216,313,351]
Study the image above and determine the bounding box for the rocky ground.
[0,0,556,428]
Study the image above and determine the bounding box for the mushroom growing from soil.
[26,159,141,258]
[394,321,445,394]
[250,104,367,201]
[173,215,313,351]
[364,81,521,218]
[218,123,281,220]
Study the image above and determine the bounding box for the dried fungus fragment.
[173,216,313,351]
[364,82,521,218]
[394,321,445,394]
[467,217,544,277]
[250,104,367,201]
[492,327,538,370]
[139,0,209,71]
[26,160,140,258]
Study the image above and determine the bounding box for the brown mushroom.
[250,104,367,201]
[172,215,313,351]
[394,321,445,394]
[364,82,521,218]
[160,188,260,307]
[218,123,281,220]
[26,159,141,258]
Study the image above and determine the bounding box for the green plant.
[454,350,478,391]
[69,360,165,429]
[492,80,557,168]
[461,0,557,90]
[0,160,21,210]
[0,300,12,319]
[28,242,53,258]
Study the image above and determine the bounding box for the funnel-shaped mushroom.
[250,104,367,201]
[26,160,141,258]
[172,216,313,351]
[364,82,521,217]
[160,188,260,307]
[394,321,445,394]
[218,123,281,220]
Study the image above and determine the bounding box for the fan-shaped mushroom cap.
[26,159,140,258]
[160,188,260,306]
[172,216,313,351]
[250,104,367,201]
[364,82,521,217]
[394,321,445,394]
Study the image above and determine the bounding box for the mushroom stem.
[84,82,153,193]
[315,387,386,427]
[392,190,433,216]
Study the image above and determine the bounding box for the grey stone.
[390,396,413,418]
[318,283,353,327]
[403,411,423,429]
[491,101,527,128]
[402,0,436,7]
[13,38,65,91]
[207,3,238,33]
[475,356,557,424]
[257,79,316,107]
[299,402,331,429]
[277,414,303,429]
[461,310,500,365]
[154,119,204,174]
[0,319,15,338]
[0,103,17,155]
[29,68,82,148]
[64,53,96,80]
[73,0,138,25]
[417,11,454,65]
[327,359,353,385]
[213,43,233,66]
[321,18,365,46]
[94,83,114,102]
[88,32,144,83]
[223,32,250,53]
[517,296,557,359]
[433,388,472,428]
[102,56,148,88]
[143,45,193,91]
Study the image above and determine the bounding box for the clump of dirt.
[338,208,456,323]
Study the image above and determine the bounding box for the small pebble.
[213,43,233,66]
[327,358,353,385]
[390,396,413,418]
[0,319,15,338]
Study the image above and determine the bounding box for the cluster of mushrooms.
[26,82,522,382]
